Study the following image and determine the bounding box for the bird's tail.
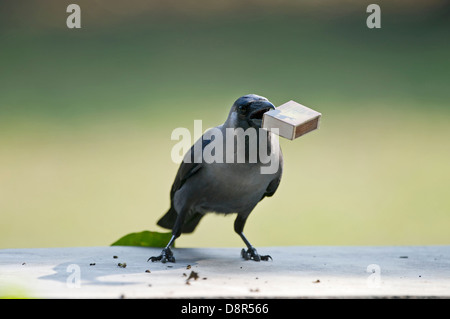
[157,207,204,234]
[157,207,177,230]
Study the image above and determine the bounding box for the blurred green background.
[1,0,449,249]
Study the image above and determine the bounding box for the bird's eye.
[238,102,251,112]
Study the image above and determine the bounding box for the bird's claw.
[241,248,272,262]
[148,247,175,263]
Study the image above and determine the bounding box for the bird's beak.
[248,101,275,128]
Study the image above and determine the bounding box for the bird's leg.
[147,235,176,263]
[239,233,272,261]
[234,215,272,262]
[148,211,186,263]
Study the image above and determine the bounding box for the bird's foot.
[148,247,175,263]
[241,247,272,262]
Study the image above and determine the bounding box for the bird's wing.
[157,137,211,231]
[169,125,223,199]
[261,173,281,200]
[170,137,211,201]
[260,150,283,200]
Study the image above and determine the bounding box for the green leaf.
[111,230,173,248]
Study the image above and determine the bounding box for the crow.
[149,94,283,263]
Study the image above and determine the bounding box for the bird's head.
[226,94,275,129]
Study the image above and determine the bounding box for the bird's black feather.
[157,138,211,232]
